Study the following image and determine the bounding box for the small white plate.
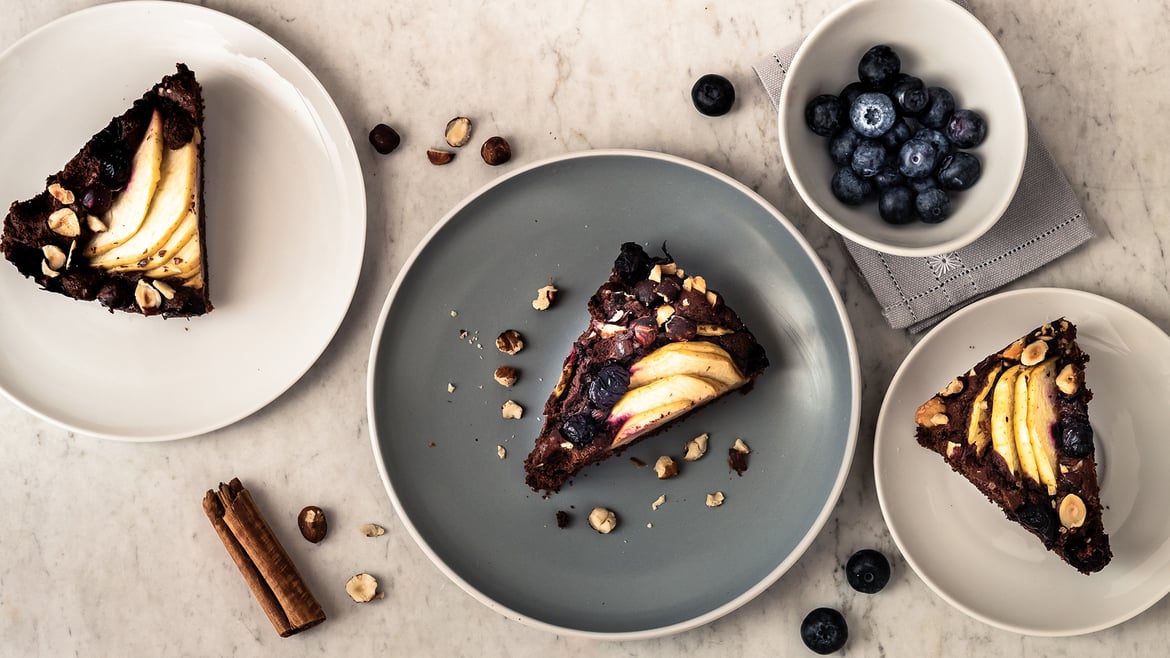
[876,288,1170,635]
[0,2,365,440]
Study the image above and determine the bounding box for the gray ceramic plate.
[367,150,859,638]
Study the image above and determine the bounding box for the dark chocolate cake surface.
[524,242,768,493]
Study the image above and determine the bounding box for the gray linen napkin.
[753,4,1093,332]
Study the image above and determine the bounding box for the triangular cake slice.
[524,242,769,493]
[1,64,210,317]
[915,318,1111,573]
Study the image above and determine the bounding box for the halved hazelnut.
[41,260,60,278]
[493,366,519,387]
[1001,338,1025,361]
[1056,364,1082,396]
[86,215,108,233]
[684,433,709,461]
[41,245,66,271]
[705,291,719,307]
[940,378,964,396]
[1058,494,1086,528]
[47,182,75,205]
[660,262,678,276]
[444,116,472,147]
[495,329,524,355]
[915,398,947,427]
[531,281,558,310]
[501,400,524,419]
[705,491,725,508]
[152,279,176,300]
[47,208,80,237]
[345,573,379,603]
[655,304,675,326]
[426,148,454,165]
[588,507,617,534]
[654,455,679,480]
[134,279,162,312]
[648,264,662,283]
[1021,340,1048,366]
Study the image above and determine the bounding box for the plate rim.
[874,286,1170,636]
[365,148,861,639]
[0,1,366,442]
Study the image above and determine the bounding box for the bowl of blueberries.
[778,0,1027,257]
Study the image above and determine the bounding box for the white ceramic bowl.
[778,0,1027,257]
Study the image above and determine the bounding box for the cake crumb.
[647,523,653,529]
[450,310,458,317]
[556,510,570,528]
[728,449,749,476]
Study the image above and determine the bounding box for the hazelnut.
[47,182,75,205]
[297,506,328,543]
[497,445,507,459]
[940,378,964,396]
[1001,339,1026,361]
[655,304,675,327]
[1021,340,1048,366]
[444,116,473,147]
[40,260,60,278]
[86,215,108,233]
[648,264,662,283]
[705,291,719,307]
[632,317,657,347]
[1058,494,1086,529]
[134,279,162,313]
[684,433,709,461]
[1056,364,1082,396]
[660,262,678,276]
[587,507,618,534]
[345,573,379,603]
[656,277,682,302]
[359,523,386,537]
[493,366,519,387]
[480,136,511,166]
[653,455,679,480]
[690,275,708,294]
[532,281,558,310]
[47,208,81,237]
[732,438,751,454]
[426,148,454,165]
[152,279,176,300]
[495,329,524,355]
[705,491,725,508]
[651,495,666,510]
[41,245,66,271]
[501,400,524,419]
[369,123,401,154]
[64,240,76,270]
[695,324,733,337]
[915,398,947,428]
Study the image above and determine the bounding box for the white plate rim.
[875,286,1170,635]
[365,148,861,639]
[0,1,365,441]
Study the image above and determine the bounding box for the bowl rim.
[777,0,1028,258]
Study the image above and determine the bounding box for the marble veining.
[2,0,1170,655]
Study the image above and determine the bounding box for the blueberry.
[587,364,630,408]
[879,117,914,151]
[614,242,651,284]
[909,175,937,193]
[858,44,900,90]
[800,607,848,655]
[916,188,952,223]
[890,75,929,116]
[849,92,896,138]
[945,108,988,148]
[914,128,953,160]
[691,74,735,116]
[838,81,867,110]
[1017,503,1057,542]
[872,167,906,190]
[831,167,873,205]
[1061,413,1094,457]
[560,412,598,447]
[99,151,132,190]
[804,94,844,137]
[828,129,862,167]
[920,86,956,129]
[936,151,982,190]
[79,185,113,215]
[878,186,916,225]
[897,138,938,179]
[850,139,887,178]
[846,549,892,593]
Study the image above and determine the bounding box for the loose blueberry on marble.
[829,129,863,167]
[872,167,906,190]
[920,86,956,129]
[945,108,988,148]
[838,81,867,111]
[916,187,952,223]
[805,94,844,137]
[831,167,873,205]
[897,138,938,179]
[850,139,888,178]
[890,74,929,115]
[691,73,736,116]
[849,92,896,138]
[858,44,900,89]
[1061,414,1095,457]
[914,127,953,160]
[880,117,914,151]
[801,607,849,655]
[878,186,916,225]
[936,151,982,190]
[846,549,892,593]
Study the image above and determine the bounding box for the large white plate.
[367,150,859,637]
[876,288,1170,635]
[0,2,365,440]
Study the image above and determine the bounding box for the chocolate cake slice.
[1,64,210,317]
[524,243,768,493]
[915,318,1110,574]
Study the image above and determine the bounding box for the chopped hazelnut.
[495,329,524,355]
[47,208,81,237]
[493,366,520,387]
[651,495,666,510]
[497,445,507,459]
[684,433,709,461]
[532,281,558,310]
[359,523,386,537]
[345,573,379,602]
[732,438,751,454]
[653,455,679,480]
[705,492,725,508]
[587,507,618,534]
[501,400,524,419]
[47,182,75,205]
[426,148,454,165]
[41,245,66,271]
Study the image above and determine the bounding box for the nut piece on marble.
[426,148,454,165]
[532,281,558,310]
[345,573,379,603]
[297,506,328,543]
[359,523,386,538]
[706,491,725,508]
[444,116,473,147]
[501,400,524,419]
[654,455,679,480]
[684,432,709,461]
[495,329,524,355]
[493,366,519,387]
[588,507,618,534]
[481,136,512,166]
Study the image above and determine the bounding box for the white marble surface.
[2,0,1169,655]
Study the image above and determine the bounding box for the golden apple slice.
[608,374,723,448]
[146,229,201,279]
[1012,365,1041,484]
[84,110,164,257]
[990,364,1021,476]
[88,137,197,270]
[610,400,694,449]
[966,364,1002,456]
[1026,358,1059,493]
[628,342,748,389]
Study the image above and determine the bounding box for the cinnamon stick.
[202,478,325,637]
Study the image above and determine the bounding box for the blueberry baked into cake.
[524,242,769,493]
[915,318,1111,574]
[1,64,209,317]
